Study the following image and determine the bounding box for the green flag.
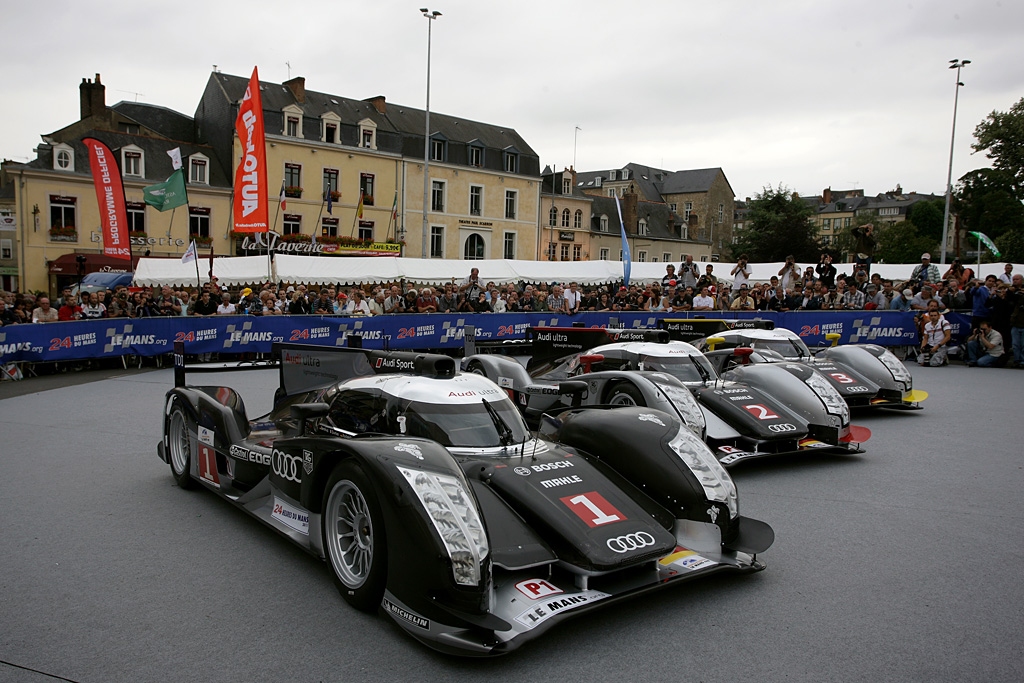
[143,169,188,212]
[969,231,1002,258]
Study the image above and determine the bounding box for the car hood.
[694,381,809,440]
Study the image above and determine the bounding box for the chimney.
[80,73,105,120]
[622,193,638,234]
[365,95,387,114]
[284,76,305,103]
[822,187,832,204]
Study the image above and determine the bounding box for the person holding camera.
[816,252,837,289]
[966,320,1004,367]
[731,255,751,290]
[778,256,799,292]
[460,267,483,301]
[678,256,700,289]
[918,310,952,366]
[851,223,876,276]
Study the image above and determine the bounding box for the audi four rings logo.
[768,423,798,433]
[606,532,656,553]
[272,449,302,483]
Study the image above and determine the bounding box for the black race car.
[158,343,773,656]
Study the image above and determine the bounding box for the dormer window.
[189,153,209,184]
[638,218,648,235]
[468,140,484,167]
[621,169,629,180]
[562,178,571,194]
[430,134,448,161]
[283,104,303,138]
[321,112,341,144]
[503,146,520,174]
[53,144,74,171]
[286,116,300,136]
[357,118,378,149]
[121,145,144,178]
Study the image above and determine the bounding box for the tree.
[954,168,1024,241]
[905,199,945,242]
[873,221,937,264]
[729,184,820,262]
[972,97,1024,197]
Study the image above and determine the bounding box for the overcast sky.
[4,0,1022,202]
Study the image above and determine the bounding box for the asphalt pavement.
[0,362,1021,682]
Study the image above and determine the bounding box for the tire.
[322,461,387,612]
[607,383,645,406]
[466,360,488,377]
[167,403,196,489]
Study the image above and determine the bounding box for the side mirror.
[706,336,725,352]
[578,354,604,374]
[733,347,754,365]
[825,333,841,347]
[290,402,330,436]
[557,380,589,407]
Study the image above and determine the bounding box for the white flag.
[167,147,183,171]
[181,240,198,264]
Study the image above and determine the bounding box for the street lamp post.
[940,58,970,265]
[420,8,441,259]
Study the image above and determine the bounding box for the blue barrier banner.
[0,310,966,365]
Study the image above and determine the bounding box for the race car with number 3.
[158,343,773,656]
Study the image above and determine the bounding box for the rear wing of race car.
[657,318,774,344]
[172,341,455,397]
[525,327,669,373]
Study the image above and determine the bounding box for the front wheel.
[607,383,644,406]
[466,360,488,377]
[167,404,196,489]
[322,461,387,612]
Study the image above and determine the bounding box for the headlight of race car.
[650,375,706,436]
[804,370,850,422]
[668,428,738,518]
[877,348,912,387]
[397,467,489,586]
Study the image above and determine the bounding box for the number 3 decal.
[743,404,779,420]
[830,372,855,384]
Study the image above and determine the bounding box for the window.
[430,226,445,258]
[680,223,689,240]
[357,118,377,150]
[464,233,485,260]
[469,144,483,167]
[1,239,11,260]
[652,257,658,263]
[669,203,677,212]
[600,215,608,232]
[821,235,832,246]
[548,206,558,227]
[469,186,483,216]
[362,130,374,148]
[323,169,339,197]
[880,207,899,216]
[286,116,300,137]
[503,151,518,173]
[503,232,516,260]
[50,195,76,231]
[189,155,208,184]
[609,170,617,181]
[189,207,210,238]
[126,202,145,233]
[607,189,616,198]
[118,122,140,135]
[505,190,516,219]
[637,251,647,262]
[324,122,338,144]
[122,146,143,177]
[718,204,724,223]
[547,242,557,260]
[573,244,582,261]
[431,180,445,212]
[621,169,629,180]
[684,202,692,221]
[360,173,375,205]
[431,138,445,161]
[358,221,374,241]
[284,163,302,189]
[619,250,623,261]
[561,208,570,228]
[562,178,571,194]
[844,217,852,228]
[53,144,73,171]
[638,219,648,236]
[599,248,609,260]
[822,218,831,230]
[283,214,301,235]
[560,244,570,261]
[574,210,582,229]
[321,217,339,237]
[662,252,671,263]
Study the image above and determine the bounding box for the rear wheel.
[322,461,387,611]
[607,383,644,406]
[466,360,488,377]
[167,404,196,489]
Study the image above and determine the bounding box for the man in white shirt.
[998,263,1014,284]
[216,292,236,315]
[564,282,582,313]
[778,256,799,292]
[692,286,715,311]
[731,255,751,291]
[918,310,951,366]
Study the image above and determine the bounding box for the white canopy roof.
[133,256,272,287]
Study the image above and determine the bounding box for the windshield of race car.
[639,353,718,383]
[401,398,531,447]
[748,338,810,360]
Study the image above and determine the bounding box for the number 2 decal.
[743,404,779,420]
[561,491,626,528]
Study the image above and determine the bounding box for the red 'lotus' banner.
[232,67,269,233]
[82,137,132,261]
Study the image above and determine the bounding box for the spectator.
[470,291,490,313]
[1009,274,1024,367]
[519,288,539,312]
[889,288,911,312]
[437,284,458,313]
[797,286,821,310]
[310,289,332,314]
[155,286,183,316]
[815,252,837,289]
[546,285,568,314]
[911,253,941,287]
[216,292,236,315]
[966,320,1004,367]
[58,294,84,321]
[850,223,877,275]
[853,269,870,292]
[679,256,701,289]
[998,263,1015,285]
[730,255,751,290]
[32,297,59,323]
[460,267,483,301]
[661,264,677,288]
[692,286,715,311]
[367,292,385,316]
[403,288,419,312]
[989,283,1015,362]
[0,298,17,326]
[942,258,970,288]
[970,276,997,330]
[258,290,281,315]
[697,264,718,291]
[595,292,612,311]
[801,267,817,290]
[864,284,883,310]
[767,287,786,312]
[942,280,967,310]
[840,283,865,310]
[778,256,800,292]
[670,285,692,312]
[55,286,73,307]
[192,290,218,317]
[818,283,838,310]
[580,288,599,312]
[416,287,439,313]
[731,287,756,310]
[564,282,582,313]
[345,290,371,315]
[491,290,508,313]
[505,291,521,312]
[876,281,897,310]
[909,284,937,311]
[81,291,107,319]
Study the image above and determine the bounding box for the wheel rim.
[325,480,373,588]
[169,410,190,475]
[468,364,486,376]
[609,392,637,406]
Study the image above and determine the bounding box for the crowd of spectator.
[2,256,1021,368]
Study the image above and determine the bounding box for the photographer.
[731,255,751,290]
[678,256,700,289]
[459,267,483,301]
[966,320,1003,367]
[816,252,837,289]
[850,223,876,275]
[778,256,799,292]
[918,310,952,366]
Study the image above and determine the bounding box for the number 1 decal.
[561,491,625,527]
[199,444,220,487]
[743,404,779,420]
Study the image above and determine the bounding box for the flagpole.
[270,190,284,284]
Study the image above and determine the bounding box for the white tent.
[133,255,272,287]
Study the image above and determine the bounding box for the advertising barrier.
[0,310,969,366]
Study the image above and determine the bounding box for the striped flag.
[356,190,364,219]
[279,182,287,211]
[181,240,198,264]
[390,192,398,222]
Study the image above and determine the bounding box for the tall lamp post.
[420,8,442,259]
[940,58,970,265]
